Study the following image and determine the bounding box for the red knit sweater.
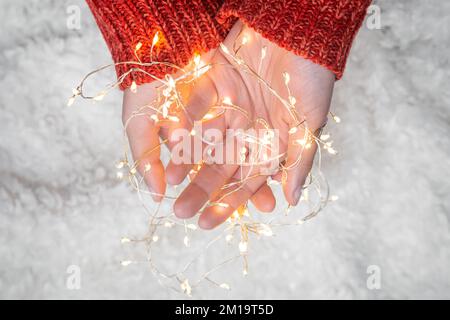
[86,0,372,89]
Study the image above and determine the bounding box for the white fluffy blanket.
[0,0,449,299]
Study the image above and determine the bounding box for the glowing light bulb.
[167,75,175,89]
[164,221,174,228]
[223,97,232,105]
[225,234,233,242]
[261,46,267,59]
[152,235,159,242]
[121,260,132,267]
[152,32,160,46]
[183,236,190,247]
[121,238,131,244]
[220,43,230,55]
[193,53,201,66]
[130,81,137,93]
[333,115,341,123]
[67,97,75,107]
[283,72,290,85]
[180,279,192,296]
[289,96,296,106]
[203,113,214,120]
[135,42,143,51]
[331,195,339,201]
[239,241,248,254]
[327,147,337,155]
[187,224,197,230]
[320,134,330,141]
[241,36,248,45]
[144,163,151,172]
[93,91,106,101]
[288,127,298,134]
[220,283,230,290]
[115,161,125,169]
[168,115,180,122]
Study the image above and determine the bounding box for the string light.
[71,23,337,297]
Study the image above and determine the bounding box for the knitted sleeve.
[85,0,229,89]
[86,0,371,89]
[217,0,372,79]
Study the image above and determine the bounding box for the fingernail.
[293,187,302,206]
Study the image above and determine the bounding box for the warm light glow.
[183,235,190,247]
[93,91,106,101]
[135,42,142,51]
[333,115,341,123]
[131,80,137,93]
[223,97,232,105]
[67,97,75,107]
[203,113,214,120]
[121,237,131,244]
[193,52,201,66]
[121,260,132,267]
[73,25,337,296]
[152,32,160,46]
[283,72,290,85]
[288,127,298,134]
[239,241,248,254]
[220,283,230,290]
[261,46,267,59]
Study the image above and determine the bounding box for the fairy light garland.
[69,28,341,296]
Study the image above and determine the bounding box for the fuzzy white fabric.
[1,0,449,299]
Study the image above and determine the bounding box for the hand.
[167,21,335,229]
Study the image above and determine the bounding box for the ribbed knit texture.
[217,0,372,79]
[86,0,229,89]
[86,0,372,89]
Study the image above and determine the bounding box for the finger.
[281,65,334,205]
[198,174,268,230]
[173,135,240,219]
[250,182,276,213]
[123,84,166,202]
[173,163,238,219]
[282,125,317,206]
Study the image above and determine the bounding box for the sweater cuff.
[86,0,229,90]
[217,0,372,79]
